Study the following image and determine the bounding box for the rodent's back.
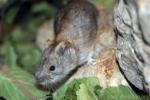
[54,0,98,47]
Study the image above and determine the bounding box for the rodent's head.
[35,41,78,92]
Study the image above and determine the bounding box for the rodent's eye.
[49,65,55,71]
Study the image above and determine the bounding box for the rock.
[114,0,150,92]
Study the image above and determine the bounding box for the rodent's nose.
[35,71,39,78]
[35,72,51,84]
[36,76,45,83]
[35,72,43,83]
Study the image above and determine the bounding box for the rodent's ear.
[55,41,71,56]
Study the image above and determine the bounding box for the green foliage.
[55,77,141,100]
[1,40,41,74]
[55,77,99,100]
[91,0,116,8]
[0,0,7,5]
[31,2,57,18]
[16,43,41,74]
[0,40,48,99]
[0,73,28,100]
[4,6,19,23]
[102,0,116,8]
[94,85,140,100]
[76,84,98,100]
[3,42,17,69]
[0,66,48,100]
[11,27,26,42]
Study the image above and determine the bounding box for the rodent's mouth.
[35,76,68,92]
[36,76,52,83]
[35,76,59,92]
[36,81,58,92]
[35,74,54,84]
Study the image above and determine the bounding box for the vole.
[35,0,98,92]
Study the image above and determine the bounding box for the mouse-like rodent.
[35,0,98,92]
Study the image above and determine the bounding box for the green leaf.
[78,77,99,91]
[0,66,48,100]
[90,0,116,8]
[11,27,25,42]
[11,67,48,99]
[31,2,57,17]
[4,42,17,68]
[55,77,99,100]
[0,0,7,5]
[4,6,19,23]
[94,85,140,100]
[76,84,98,100]
[0,72,28,100]
[55,79,80,100]
[103,0,116,8]
[55,77,141,100]
[16,43,41,74]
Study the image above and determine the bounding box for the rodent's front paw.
[87,58,96,66]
